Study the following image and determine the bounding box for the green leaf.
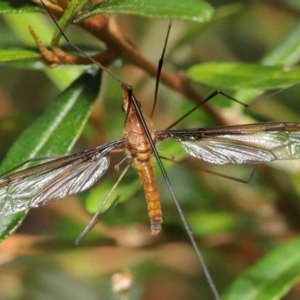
[0,69,102,242]
[187,62,300,90]
[51,0,90,46]
[263,21,300,67]
[0,0,41,14]
[222,237,300,300]
[0,212,25,241]
[234,21,300,102]
[0,49,40,62]
[74,0,214,23]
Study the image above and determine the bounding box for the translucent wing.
[156,122,300,164]
[0,140,124,216]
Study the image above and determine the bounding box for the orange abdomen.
[134,159,162,235]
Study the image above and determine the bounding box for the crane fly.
[1,12,300,237]
[1,79,300,235]
[3,13,300,237]
[2,5,300,300]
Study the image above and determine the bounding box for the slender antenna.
[126,87,220,300]
[150,21,172,118]
[75,163,131,245]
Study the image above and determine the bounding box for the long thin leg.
[166,90,248,130]
[75,162,132,245]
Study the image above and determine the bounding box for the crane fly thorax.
[121,86,157,160]
[124,110,157,161]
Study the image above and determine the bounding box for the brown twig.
[34,0,228,125]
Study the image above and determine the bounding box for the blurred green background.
[1,1,300,299]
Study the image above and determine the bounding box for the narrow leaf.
[263,21,300,67]
[187,62,300,90]
[0,1,41,14]
[0,49,40,62]
[51,0,90,46]
[0,69,102,241]
[74,0,214,23]
[235,21,300,102]
[222,237,300,300]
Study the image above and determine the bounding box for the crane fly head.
[121,85,142,117]
[121,85,131,114]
